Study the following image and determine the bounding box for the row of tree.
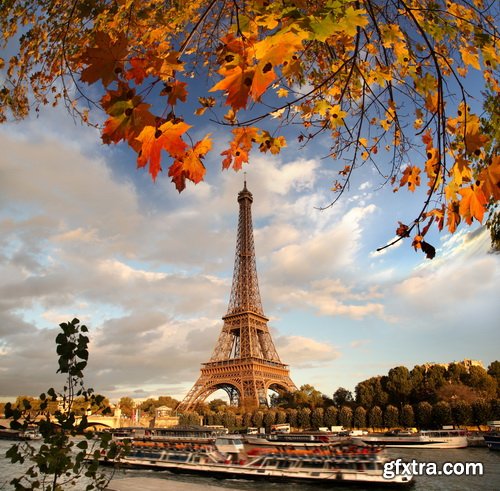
[272,361,500,410]
[353,361,500,409]
[179,398,499,432]
[3,361,498,430]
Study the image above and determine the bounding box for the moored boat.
[99,435,414,486]
[483,432,500,451]
[245,431,346,447]
[352,429,468,449]
[0,428,41,440]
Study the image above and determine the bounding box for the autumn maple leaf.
[221,127,259,170]
[102,101,156,151]
[80,31,128,87]
[399,165,421,191]
[101,85,156,150]
[168,136,212,192]
[464,123,489,154]
[458,185,487,225]
[446,201,461,234]
[161,80,188,106]
[210,66,255,111]
[136,121,190,180]
[396,222,410,237]
[126,57,149,84]
[251,28,309,100]
[479,155,500,201]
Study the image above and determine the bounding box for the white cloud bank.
[1,108,498,402]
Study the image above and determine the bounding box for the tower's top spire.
[226,181,264,316]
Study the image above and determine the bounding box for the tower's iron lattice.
[177,182,297,411]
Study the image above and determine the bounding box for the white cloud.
[275,335,340,368]
[1,105,498,403]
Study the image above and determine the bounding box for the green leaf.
[76,440,88,450]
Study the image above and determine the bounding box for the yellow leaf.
[337,6,369,37]
[277,87,288,98]
[460,45,481,70]
[329,105,347,128]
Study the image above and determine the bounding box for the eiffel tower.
[177,180,297,412]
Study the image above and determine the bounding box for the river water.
[0,440,498,490]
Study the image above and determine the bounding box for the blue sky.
[0,95,499,404]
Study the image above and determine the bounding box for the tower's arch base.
[177,358,296,413]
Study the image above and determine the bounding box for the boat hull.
[484,434,500,451]
[353,437,467,449]
[102,456,413,487]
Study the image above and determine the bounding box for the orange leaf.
[210,66,254,111]
[446,201,461,233]
[136,121,190,180]
[251,62,276,101]
[162,80,188,106]
[168,136,212,192]
[428,206,445,231]
[102,101,155,150]
[479,155,500,201]
[458,185,487,224]
[399,165,421,191]
[125,57,149,84]
[464,122,489,154]
[450,154,472,187]
[221,127,258,170]
[412,235,423,250]
[80,31,128,87]
[460,45,481,70]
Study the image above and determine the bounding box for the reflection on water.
[1,441,499,490]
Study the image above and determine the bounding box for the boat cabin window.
[216,438,243,446]
[301,460,325,469]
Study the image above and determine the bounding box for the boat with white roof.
[99,435,414,486]
[352,429,468,449]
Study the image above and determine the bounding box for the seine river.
[1,440,499,490]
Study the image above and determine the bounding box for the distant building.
[153,405,178,428]
[422,359,484,372]
[155,405,172,418]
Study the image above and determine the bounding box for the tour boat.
[99,435,414,486]
[352,429,468,449]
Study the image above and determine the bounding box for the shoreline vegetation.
[2,359,498,433]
